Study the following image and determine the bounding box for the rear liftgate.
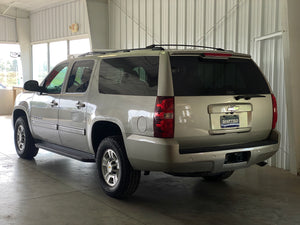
[209,103,252,164]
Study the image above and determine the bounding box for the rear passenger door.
[58,60,95,151]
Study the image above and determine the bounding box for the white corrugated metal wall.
[109,0,289,170]
[0,15,17,42]
[30,0,89,43]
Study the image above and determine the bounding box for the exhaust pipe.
[257,161,268,167]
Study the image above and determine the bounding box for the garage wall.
[0,89,14,115]
[109,0,290,170]
[0,15,17,42]
[30,0,89,43]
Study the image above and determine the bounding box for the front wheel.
[201,171,234,181]
[96,136,141,199]
[14,116,39,159]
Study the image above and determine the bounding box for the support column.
[282,0,300,175]
[16,18,32,82]
[85,0,109,50]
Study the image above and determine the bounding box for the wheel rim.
[101,149,120,187]
[16,124,26,152]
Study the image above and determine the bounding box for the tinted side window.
[66,60,94,93]
[44,63,68,94]
[171,56,271,96]
[99,56,159,96]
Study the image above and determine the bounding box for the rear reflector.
[271,94,278,129]
[154,96,174,138]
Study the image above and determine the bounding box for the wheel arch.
[13,108,29,128]
[91,120,126,155]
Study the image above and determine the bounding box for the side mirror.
[24,80,43,92]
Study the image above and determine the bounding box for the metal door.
[58,60,94,152]
[254,34,290,170]
[30,63,69,145]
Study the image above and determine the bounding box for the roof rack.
[78,44,225,57]
[78,49,121,57]
[78,47,153,57]
[146,44,225,51]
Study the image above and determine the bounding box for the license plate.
[220,115,239,128]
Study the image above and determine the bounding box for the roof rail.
[146,44,225,51]
[78,44,225,57]
[78,47,159,57]
[78,50,121,57]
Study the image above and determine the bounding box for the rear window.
[170,56,270,96]
[99,56,159,96]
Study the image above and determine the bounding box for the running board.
[35,141,95,162]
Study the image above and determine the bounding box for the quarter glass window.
[99,56,159,96]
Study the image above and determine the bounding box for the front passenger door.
[30,63,69,145]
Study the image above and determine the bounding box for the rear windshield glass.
[170,56,270,96]
[99,56,159,96]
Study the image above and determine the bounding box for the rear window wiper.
[234,94,266,100]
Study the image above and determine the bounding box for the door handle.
[50,100,58,107]
[76,101,85,109]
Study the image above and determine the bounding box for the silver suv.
[13,44,279,198]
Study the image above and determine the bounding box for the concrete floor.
[1,115,300,225]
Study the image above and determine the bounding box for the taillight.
[271,94,278,129]
[154,96,174,138]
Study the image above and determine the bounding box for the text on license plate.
[220,115,239,128]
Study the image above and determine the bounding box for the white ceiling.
[0,0,73,12]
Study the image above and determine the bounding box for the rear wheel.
[96,136,141,198]
[14,116,39,159]
[201,171,234,181]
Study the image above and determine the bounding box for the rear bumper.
[125,130,279,173]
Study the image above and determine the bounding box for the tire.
[14,116,39,159]
[96,136,141,199]
[201,171,234,182]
